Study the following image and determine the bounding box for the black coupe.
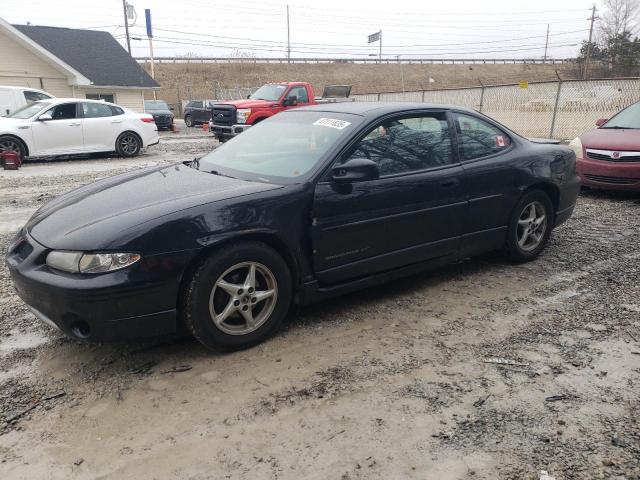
[6,103,580,351]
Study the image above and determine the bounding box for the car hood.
[27,163,282,250]
[580,127,640,150]
[216,99,278,109]
[147,109,173,116]
[0,116,27,127]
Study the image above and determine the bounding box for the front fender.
[247,112,272,124]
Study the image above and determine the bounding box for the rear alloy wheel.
[0,136,26,160]
[116,132,141,157]
[182,242,291,351]
[184,115,193,127]
[505,190,553,262]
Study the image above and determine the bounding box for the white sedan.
[0,98,159,159]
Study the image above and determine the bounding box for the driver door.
[30,102,84,155]
[311,112,468,285]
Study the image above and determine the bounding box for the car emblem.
[612,151,620,159]
[216,113,224,118]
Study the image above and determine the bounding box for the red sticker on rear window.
[496,135,506,147]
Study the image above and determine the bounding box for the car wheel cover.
[517,200,547,252]
[208,261,278,336]
[120,135,138,155]
[185,116,192,126]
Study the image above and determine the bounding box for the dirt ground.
[0,128,639,480]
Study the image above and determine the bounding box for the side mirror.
[38,112,53,121]
[169,106,175,111]
[331,158,379,184]
[595,118,608,127]
[247,94,251,99]
[283,97,298,107]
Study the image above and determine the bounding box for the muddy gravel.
[0,131,638,479]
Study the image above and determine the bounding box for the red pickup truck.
[209,82,351,141]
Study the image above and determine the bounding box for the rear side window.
[82,102,113,118]
[110,106,124,115]
[24,91,51,103]
[454,113,511,160]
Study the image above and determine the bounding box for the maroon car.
[571,102,640,191]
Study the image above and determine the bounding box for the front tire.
[182,242,292,352]
[184,115,193,127]
[505,190,553,263]
[116,132,141,157]
[0,135,27,160]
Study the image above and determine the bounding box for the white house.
[0,17,158,112]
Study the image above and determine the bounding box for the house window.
[85,93,115,103]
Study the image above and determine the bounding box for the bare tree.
[599,0,640,41]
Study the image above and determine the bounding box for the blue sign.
[145,9,152,38]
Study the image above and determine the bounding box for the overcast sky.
[1,0,605,59]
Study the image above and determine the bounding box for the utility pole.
[286,5,290,63]
[379,30,382,64]
[584,5,597,79]
[543,24,549,62]
[122,0,131,55]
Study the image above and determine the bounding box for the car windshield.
[145,100,170,111]
[197,111,362,184]
[9,101,51,119]
[602,102,640,129]
[249,84,287,102]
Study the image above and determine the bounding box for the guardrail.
[135,57,575,65]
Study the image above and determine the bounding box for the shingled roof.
[13,24,158,88]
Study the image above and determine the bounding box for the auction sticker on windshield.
[313,118,351,130]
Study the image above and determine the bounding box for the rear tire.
[504,190,553,263]
[116,132,141,157]
[182,242,292,352]
[0,135,27,160]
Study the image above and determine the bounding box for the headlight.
[236,108,251,124]
[46,251,141,274]
[568,137,583,160]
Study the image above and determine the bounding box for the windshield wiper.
[210,170,235,179]
[601,125,633,129]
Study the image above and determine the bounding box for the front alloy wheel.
[209,262,278,335]
[182,241,292,351]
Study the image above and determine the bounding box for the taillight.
[140,117,155,123]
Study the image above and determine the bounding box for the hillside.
[141,61,580,106]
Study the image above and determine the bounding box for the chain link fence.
[353,78,640,140]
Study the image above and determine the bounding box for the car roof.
[0,86,51,93]
[291,101,478,117]
[38,98,121,107]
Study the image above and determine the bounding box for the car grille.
[583,174,639,185]
[586,149,640,162]
[154,115,172,124]
[211,105,236,126]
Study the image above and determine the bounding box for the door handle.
[68,122,81,126]
[111,120,123,124]
[440,179,460,188]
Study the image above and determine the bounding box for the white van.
[0,86,54,117]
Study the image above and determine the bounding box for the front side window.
[287,86,309,103]
[343,114,454,176]
[454,113,511,160]
[45,103,77,120]
[197,111,362,183]
[82,102,113,118]
[23,91,52,103]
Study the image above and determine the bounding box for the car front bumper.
[5,231,195,341]
[209,122,251,138]
[577,157,640,191]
